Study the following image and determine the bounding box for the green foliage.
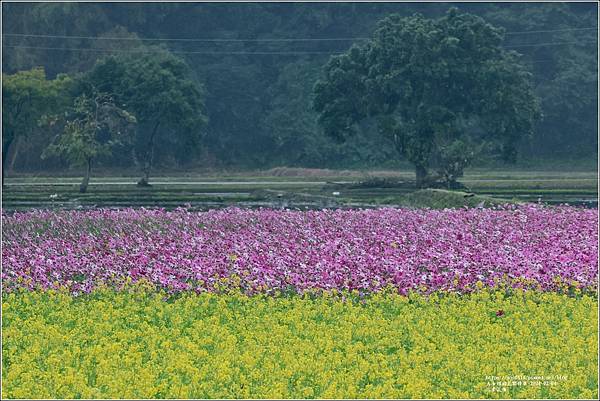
[41,93,136,191]
[483,3,598,159]
[43,93,136,166]
[83,50,208,182]
[314,9,542,187]
[94,52,206,133]
[263,61,399,169]
[1,3,596,172]
[432,137,488,188]
[2,68,72,144]
[2,68,73,182]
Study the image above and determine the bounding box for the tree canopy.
[2,3,596,174]
[83,50,208,184]
[42,92,136,192]
[314,9,542,187]
[2,67,72,184]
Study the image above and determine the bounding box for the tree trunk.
[139,163,151,187]
[80,158,92,193]
[2,135,14,187]
[8,136,22,172]
[415,164,428,189]
[138,120,160,187]
[131,147,139,169]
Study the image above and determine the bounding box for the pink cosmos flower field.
[2,206,597,295]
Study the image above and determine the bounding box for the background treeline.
[2,2,597,173]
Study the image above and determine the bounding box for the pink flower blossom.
[2,205,597,294]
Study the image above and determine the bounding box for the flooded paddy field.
[2,169,597,211]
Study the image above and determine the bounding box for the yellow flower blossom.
[1,288,597,399]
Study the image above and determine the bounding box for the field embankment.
[2,168,597,210]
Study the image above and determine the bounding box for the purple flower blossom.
[2,205,597,294]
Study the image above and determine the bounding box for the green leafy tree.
[263,60,399,168]
[314,9,541,188]
[3,2,595,171]
[84,50,207,185]
[483,3,598,160]
[2,67,72,185]
[42,93,136,193]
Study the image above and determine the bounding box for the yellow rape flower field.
[2,287,598,399]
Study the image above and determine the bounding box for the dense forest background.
[2,2,598,173]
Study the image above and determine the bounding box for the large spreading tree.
[314,8,541,188]
[84,49,208,185]
[2,68,72,185]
